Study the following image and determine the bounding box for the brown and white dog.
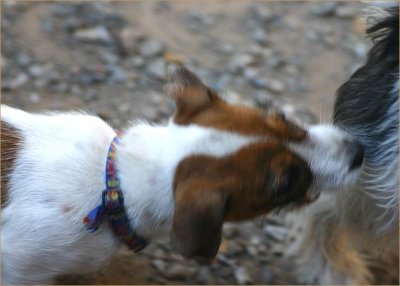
[1,66,363,284]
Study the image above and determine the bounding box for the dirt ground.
[2,1,375,284]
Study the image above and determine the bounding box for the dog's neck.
[114,119,257,239]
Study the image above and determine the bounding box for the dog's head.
[166,65,363,261]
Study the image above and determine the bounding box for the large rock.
[119,28,145,55]
[267,78,285,94]
[146,58,165,80]
[74,26,112,44]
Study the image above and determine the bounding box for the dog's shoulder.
[1,105,115,207]
[1,105,115,145]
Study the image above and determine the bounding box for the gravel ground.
[1,1,370,284]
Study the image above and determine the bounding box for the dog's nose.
[348,141,364,170]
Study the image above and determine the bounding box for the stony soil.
[1,1,370,284]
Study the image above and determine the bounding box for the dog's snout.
[348,141,364,170]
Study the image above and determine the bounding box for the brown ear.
[172,184,225,261]
[165,65,216,122]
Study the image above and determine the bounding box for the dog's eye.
[224,195,233,216]
[275,111,286,119]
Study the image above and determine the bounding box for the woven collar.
[83,135,148,252]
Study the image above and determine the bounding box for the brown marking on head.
[1,121,23,207]
[172,142,312,259]
[166,65,306,141]
[167,66,315,260]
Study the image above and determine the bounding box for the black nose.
[349,142,364,170]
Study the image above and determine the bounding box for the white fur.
[1,106,258,284]
[2,106,119,284]
[1,104,361,284]
[290,124,361,192]
[116,119,260,239]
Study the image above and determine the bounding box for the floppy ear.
[165,65,216,122]
[172,184,225,261]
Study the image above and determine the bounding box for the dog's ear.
[172,185,225,261]
[165,65,217,122]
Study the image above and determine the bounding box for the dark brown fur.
[166,64,307,141]
[1,121,22,207]
[170,82,307,141]
[172,143,312,259]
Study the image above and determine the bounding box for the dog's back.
[1,105,116,209]
[1,106,120,283]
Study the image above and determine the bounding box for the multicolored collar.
[83,135,148,252]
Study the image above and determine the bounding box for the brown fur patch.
[330,229,400,284]
[174,89,307,141]
[370,249,399,284]
[167,66,307,141]
[172,142,312,258]
[367,229,399,284]
[1,121,22,207]
[324,228,373,284]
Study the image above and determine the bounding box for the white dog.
[1,66,363,284]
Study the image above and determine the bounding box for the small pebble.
[139,39,166,58]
